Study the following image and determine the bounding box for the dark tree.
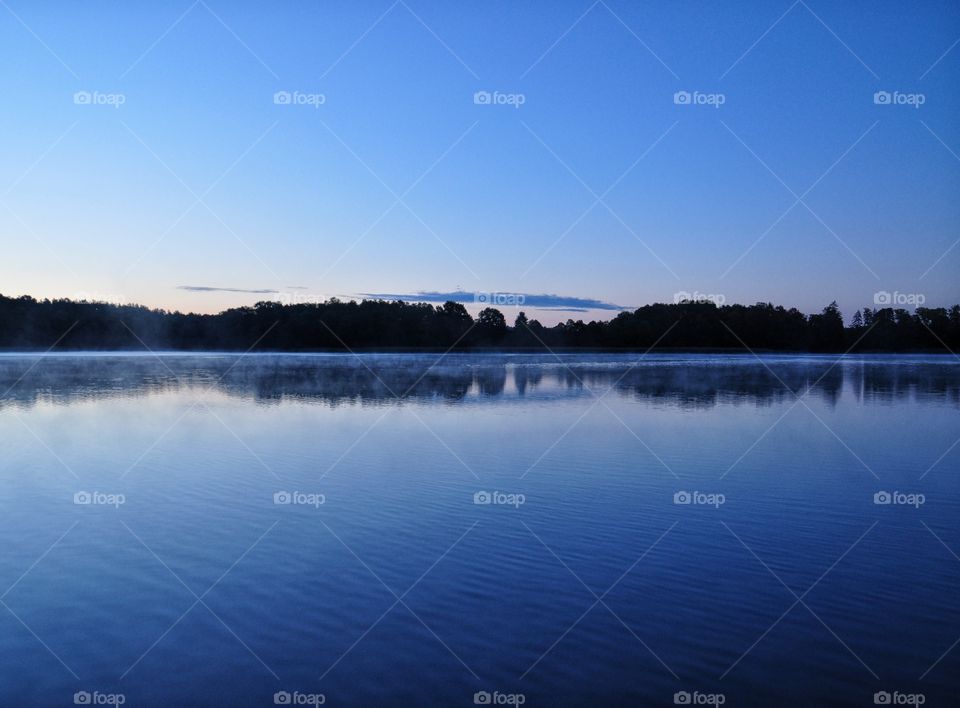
[476,307,507,343]
[809,301,844,351]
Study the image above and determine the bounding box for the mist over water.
[1,353,958,706]
[2,351,958,409]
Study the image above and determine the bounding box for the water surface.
[1,353,958,706]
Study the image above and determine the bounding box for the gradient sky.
[1,0,958,324]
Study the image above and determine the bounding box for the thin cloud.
[359,290,625,311]
[175,287,624,312]
[177,286,279,294]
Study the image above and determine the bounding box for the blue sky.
[1,0,958,324]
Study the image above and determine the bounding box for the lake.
[1,352,958,707]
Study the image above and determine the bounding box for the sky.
[1,0,958,325]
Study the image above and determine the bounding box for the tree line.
[0,293,958,352]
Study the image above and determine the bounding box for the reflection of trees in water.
[0,356,957,410]
[567,364,845,408]
[514,366,542,396]
[849,362,960,407]
[475,368,507,396]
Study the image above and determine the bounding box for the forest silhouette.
[0,293,957,352]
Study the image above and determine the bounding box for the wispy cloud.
[175,287,625,312]
[177,285,279,294]
[358,290,625,311]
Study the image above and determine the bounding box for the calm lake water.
[1,352,958,707]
